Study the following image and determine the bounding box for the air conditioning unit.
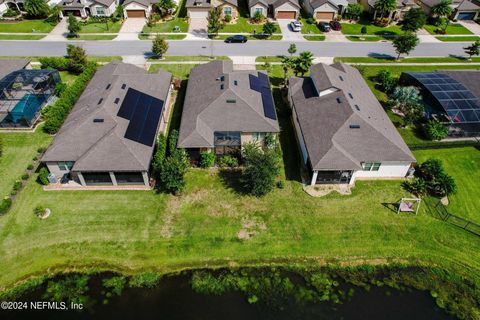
[47,173,57,184]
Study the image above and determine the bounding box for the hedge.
[0,198,12,215]
[39,57,70,71]
[42,62,97,134]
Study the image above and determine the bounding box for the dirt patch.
[237,215,267,240]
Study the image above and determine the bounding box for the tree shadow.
[218,168,249,195]
[367,53,395,60]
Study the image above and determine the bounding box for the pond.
[1,271,455,320]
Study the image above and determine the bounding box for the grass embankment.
[0,65,479,319]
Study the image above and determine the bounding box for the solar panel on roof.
[248,73,277,120]
[118,88,164,147]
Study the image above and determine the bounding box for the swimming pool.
[9,94,49,124]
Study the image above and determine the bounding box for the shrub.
[376,69,398,94]
[242,144,280,196]
[276,180,285,189]
[37,167,50,185]
[424,120,449,141]
[152,134,167,177]
[34,206,46,217]
[405,158,457,197]
[361,26,367,35]
[27,164,34,170]
[0,198,12,215]
[402,178,427,196]
[66,45,87,74]
[159,149,189,194]
[306,17,315,25]
[251,11,265,23]
[13,180,23,191]
[200,151,215,168]
[21,173,29,180]
[168,129,179,154]
[129,273,161,288]
[67,14,81,37]
[152,35,169,58]
[102,276,126,296]
[33,156,38,161]
[43,275,90,305]
[374,17,389,27]
[218,155,238,168]
[37,147,47,153]
[262,21,276,36]
[39,57,70,71]
[3,8,19,17]
[224,14,232,23]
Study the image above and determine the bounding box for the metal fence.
[424,197,480,237]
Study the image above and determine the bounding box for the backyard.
[0,19,56,33]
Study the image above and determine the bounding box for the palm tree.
[373,0,397,22]
[431,0,453,33]
[293,51,314,76]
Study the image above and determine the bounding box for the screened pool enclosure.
[0,69,60,128]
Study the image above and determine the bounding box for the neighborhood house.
[186,0,239,19]
[41,61,172,187]
[288,63,416,186]
[416,0,480,20]
[361,0,419,21]
[302,0,349,21]
[177,60,280,160]
[247,0,300,19]
[60,0,118,18]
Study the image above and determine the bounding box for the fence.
[424,197,480,237]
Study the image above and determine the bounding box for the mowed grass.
[414,147,480,223]
[0,20,55,33]
[0,35,45,40]
[0,128,52,198]
[341,18,402,36]
[436,36,480,42]
[335,56,480,63]
[142,18,189,33]
[219,17,280,33]
[424,23,473,35]
[79,20,123,33]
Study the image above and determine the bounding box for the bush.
[224,14,232,23]
[200,151,215,168]
[39,57,70,71]
[405,158,456,197]
[376,69,398,94]
[152,134,167,177]
[43,275,90,305]
[27,164,34,170]
[306,17,315,25]
[21,173,29,180]
[13,180,23,191]
[374,17,389,27]
[34,206,46,217]
[251,11,265,23]
[218,155,238,168]
[37,147,47,153]
[276,180,285,189]
[424,120,449,141]
[102,276,126,296]
[242,144,280,196]
[3,8,19,17]
[37,167,50,185]
[0,198,12,215]
[43,62,97,134]
[129,273,161,288]
[159,149,189,194]
[66,45,88,74]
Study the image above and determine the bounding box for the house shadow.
[218,168,249,195]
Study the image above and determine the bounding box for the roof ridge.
[72,123,119,168]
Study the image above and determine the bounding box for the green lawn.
[212,34,282,40]
[219,17,280,33]
[59,71,79,85]
[334,56,480,63]
[148,56,230,62]
[79,20,123,33]
[346,35,384,42]
[141,18,189,33]
[68,35,117,40]
[304,35,326,41]
[139,34,187,40]
[300,18,322,35]
[423,23,473,35]
[0,35,45,40]
[256,56,283,62]
[0,128,52,198]
[436,36,480,42]
[149,64,197,79]
[414,147,480,223]
[0,20,56,33]
[341,18,402,36]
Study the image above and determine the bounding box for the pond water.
[2,273,455,320]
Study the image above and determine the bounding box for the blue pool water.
[9,94,48,123]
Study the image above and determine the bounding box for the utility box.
[47,173,57,184]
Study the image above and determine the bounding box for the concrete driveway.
[187,18,208,40]
[277,19,304,41]
[458,20,480,35]
[115,18,146,41]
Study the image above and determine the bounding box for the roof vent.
[220,84,224,90]
[336,97,343,104]
[121,84,126,89]
[234,80,238,86]
[355,104,360,111]
[93,118,104,123]
[106,84,111,90]
[348,93,353,99]
[349,124,360,129]
[97,98,103,105]
[114,98,120,104]
[339,76,344,81]
[220,75,225,82]
[226,99,236,103]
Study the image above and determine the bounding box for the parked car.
[225,35,248,43]
[290,20,302,32]
[329,20,341,31]
[318,22,331,32]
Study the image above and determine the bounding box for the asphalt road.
[0,40,472,57]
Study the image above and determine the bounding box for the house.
[247,0,300,19]
[0,59,60,128]
[186,0,238,19]
[416,0,480,20]
[400,70,480,137]
[0,0,62,16]
[302,0,350,20]
[178,60,280,160]
[361,0,419,21]
[41,62,172,187]
[288,63,415,186]
[123,0,158,18]
[60,0,118,18]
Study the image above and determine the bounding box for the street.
[0,39,473,57]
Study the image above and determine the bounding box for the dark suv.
[329,20,342,31]
[318,22,331,32]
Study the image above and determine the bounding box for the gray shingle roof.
[0,59,29,80]
[289,63,415,171]
[186,0,238,8]
[419,0,480,9]
[442,70,480,97]
[41,62,172,172]
[248,0,299,9]
[178,60,280,148]
[123,0,157,7]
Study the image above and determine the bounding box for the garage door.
[457,12,476,20]
[277,11,296,19]
[188,9,209,18]
[316,12,334,20]
[63,10,81,17]
[126,10,146,18]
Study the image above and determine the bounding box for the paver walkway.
[187,18,208,40]
[458,21,480,35]
[277,19,304,41]
[41,18,68,41]
[115,18,146,41]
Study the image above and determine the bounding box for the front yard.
[423,23,473,35]
[142,18,189,33]
[79,20,123,33]
[341,17,402,37]
[219,17,280,34]
[0,19,56,33]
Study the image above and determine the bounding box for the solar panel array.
[117,88,164,146]
[249,73,277,120]
[406,72,480,123]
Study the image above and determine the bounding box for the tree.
[391,86,424,125]
[67,14,81,38]
[152,134,167,177]
[361,26,367,36]
[207,7,224,36]
[346,3,363,20]
[156,0,175,17]
[424,120,449,141]
[401,8,427,32]
[152,35,169,58]
[373,0,396,20]
[281,56,293,88]
[66,45,87,74]
[431,0,453,33]
[287,43,297,56]
[262,21,276,37]
[464,40,480,60]
[242,144,280,197]
[376,69,397,93]
[418,158,456,197]
[24,0,50,18]
[292,51,314,76]
[392,32,419,60]
[46,5,62,23]
[160,149,189,194]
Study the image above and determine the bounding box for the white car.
[289,20,302,32]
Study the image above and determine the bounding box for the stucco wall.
[274,2,299,17]
[46,161,71,180]
[351,162,412,180]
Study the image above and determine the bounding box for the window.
[58,161,74,171]
[96,6,105,15]
[255,7,263,15]
[214,131,241,146]
[115,172,145,185]
[362,162,381,171]
[224,6,232,15]
[252,132,266,142]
